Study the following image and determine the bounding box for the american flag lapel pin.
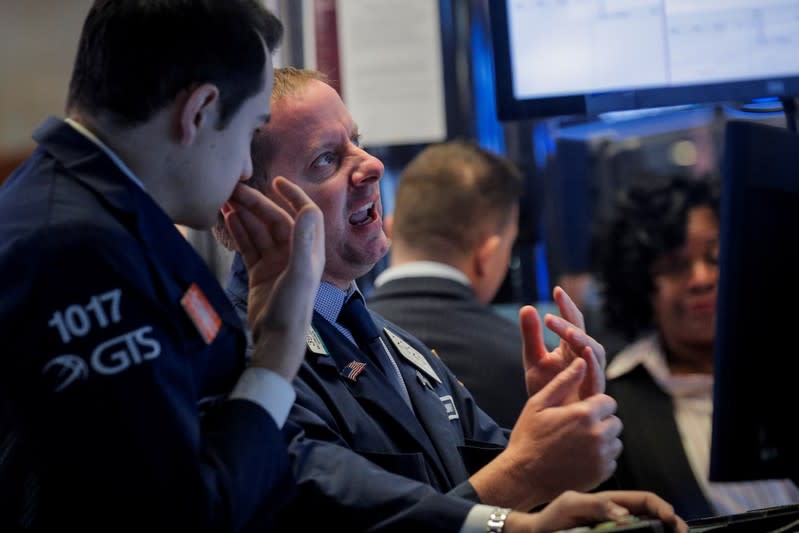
[342,360,367,382]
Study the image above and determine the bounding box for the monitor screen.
[490,0,799,120]
[709,119,799,482]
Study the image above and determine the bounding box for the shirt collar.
[373,261,471,288]
[314,281,359,325]
[228,256,359,335]
[65,118,146,191]
[606,333,713,397]
[606,333,671,383]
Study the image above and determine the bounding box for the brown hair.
[392,140,523,260]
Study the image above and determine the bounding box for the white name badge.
[306,327,329,355]
[439,394,459,421]
[384,328,441,384]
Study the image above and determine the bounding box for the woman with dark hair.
[594,174,799,520]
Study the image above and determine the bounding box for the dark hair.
[592,174,721,341]
[392,140,523,259]
[67,0,283,128]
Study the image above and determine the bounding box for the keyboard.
[554,516,666,532]
[687,503,799,532]
[552,504,799,533]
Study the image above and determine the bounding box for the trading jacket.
[227,255,511,532]
[369,275,527,429]
[0,117,292,531]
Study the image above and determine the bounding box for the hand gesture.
[520,286,606,401]
[222,177,325,380]
[470,359,622,511]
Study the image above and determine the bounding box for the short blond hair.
[271,67,330,101]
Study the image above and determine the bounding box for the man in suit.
[0,3,325,531]
[368,140,527,428]
[213,67,687,533]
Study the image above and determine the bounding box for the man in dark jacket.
[214,67,687,533]
[368,140,527,428]
[0,3,325,531]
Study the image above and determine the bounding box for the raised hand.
[470,359,622,511]
[520,286,606,401]
[223,176,325,380]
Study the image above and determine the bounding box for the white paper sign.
[336,0,447,146]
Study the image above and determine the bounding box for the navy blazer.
[368,276,527,429]
[0,118,292,531]
[227,257,510,532]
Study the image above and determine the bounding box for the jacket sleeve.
[0,228,291,532]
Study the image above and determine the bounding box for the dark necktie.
[338,295,411,407]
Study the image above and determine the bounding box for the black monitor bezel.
[489,1,799,121]
[709,119,799,483]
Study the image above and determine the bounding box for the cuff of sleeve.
[230,367,296,428]
[460,504,499,533]
[451,480,482,502]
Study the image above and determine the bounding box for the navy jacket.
[368,276,527,429]
[227,256,510,532]
[0,118,292,532]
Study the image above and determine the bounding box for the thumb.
[528,358,586,410]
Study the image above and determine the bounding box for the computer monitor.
[489,0,799,120]
[709,119,799,482]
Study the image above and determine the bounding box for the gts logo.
[42,326,161,392]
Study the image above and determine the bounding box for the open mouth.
[348,202,376,226]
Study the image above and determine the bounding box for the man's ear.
[178,83,219,146]
[474,234,501,278]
